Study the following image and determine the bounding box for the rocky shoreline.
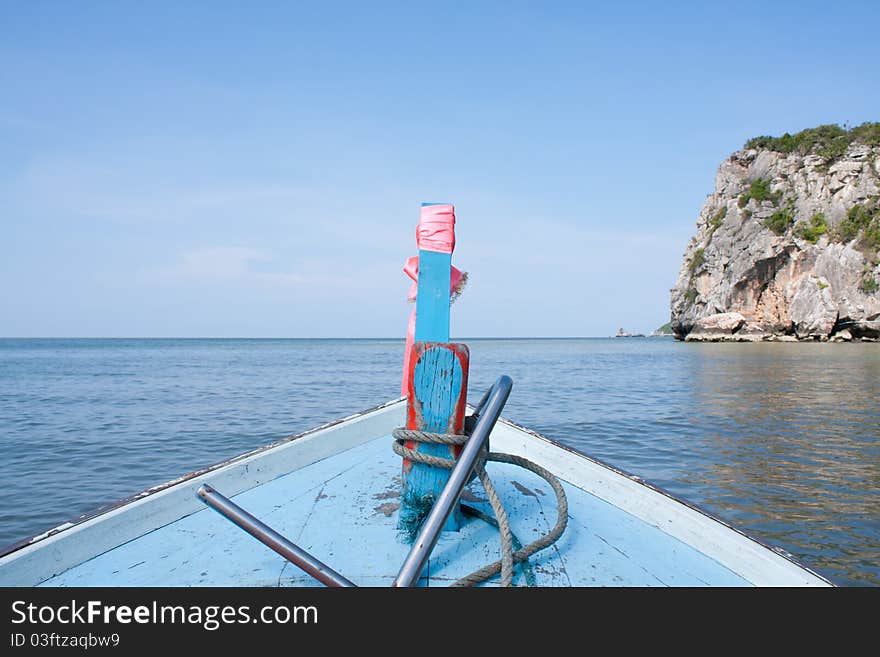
[682,311,878,342]
[670,124,880,343]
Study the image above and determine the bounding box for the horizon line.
[0,335,669,341]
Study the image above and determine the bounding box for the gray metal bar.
[392,374,513,587]
[470,384,493,418]
[197,483,356,588]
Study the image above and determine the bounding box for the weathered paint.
[0,400,832,587]
[399,342,469,532]
[404,343,470,434]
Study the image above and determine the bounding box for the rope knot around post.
[391,425,569,587]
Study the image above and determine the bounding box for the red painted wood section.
[404,341,470,460]
[400,341,469,532]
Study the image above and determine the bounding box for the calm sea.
[0,338,877,586]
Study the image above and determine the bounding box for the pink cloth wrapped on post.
[415,203,457,253]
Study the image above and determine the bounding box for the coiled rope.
[392,427,568,587]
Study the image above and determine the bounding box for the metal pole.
[393,375,512,587]
[469,383,492,419]
[197,484,356,588]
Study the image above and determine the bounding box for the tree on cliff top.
[745,122,880,163]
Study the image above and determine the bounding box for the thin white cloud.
[140,247,402,298]
[144,247,305,287]
[458,214,684,272]
[15,162,310,224]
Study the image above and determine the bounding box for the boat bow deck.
[37,433,751,587]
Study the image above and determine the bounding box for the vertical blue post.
[413,202,453,345]
[413,249,452,344]
[399,203,469,534]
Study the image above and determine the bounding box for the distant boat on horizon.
[615,328,645,338]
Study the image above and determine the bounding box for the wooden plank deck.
[39,434,751,587]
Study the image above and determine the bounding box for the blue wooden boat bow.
[197,374,568,588]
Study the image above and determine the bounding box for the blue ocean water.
[0,338,877,585]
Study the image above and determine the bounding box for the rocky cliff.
[670,123,880,342]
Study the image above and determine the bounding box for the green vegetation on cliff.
[745,122,880,163]
[688,248,705,273]
[860,275,879,294]
[709,206,726,229]
[738,178,780,207]
[764,208,794,235]
[795,213,829,244]
[832,200,880,251]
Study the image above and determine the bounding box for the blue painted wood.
[413,250,451,342]
[414,347,463,433]
[38,434,752,587]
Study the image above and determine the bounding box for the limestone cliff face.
[670,129,880,342]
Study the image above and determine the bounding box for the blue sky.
[2,1,878,337]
